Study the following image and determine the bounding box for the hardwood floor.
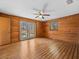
[0,38,78,59]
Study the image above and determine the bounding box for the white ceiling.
[0,0,79,21]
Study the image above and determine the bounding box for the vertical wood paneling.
[0,14,11,45]
[11,16,20,43]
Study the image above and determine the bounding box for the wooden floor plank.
[0,38,78,59]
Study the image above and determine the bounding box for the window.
[50,20,58,31]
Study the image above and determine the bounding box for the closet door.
[0,16,10,45]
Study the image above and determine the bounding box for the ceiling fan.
[33,3,51,19]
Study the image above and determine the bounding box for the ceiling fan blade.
[42,3,48,13]
[33,13,40,15]
[45,10,54,12]
[43,14,50,16]
[33,8,41,12]
[35,16,39,18]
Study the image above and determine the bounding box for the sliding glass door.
[20,21,36,40]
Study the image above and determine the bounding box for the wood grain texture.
[42,14,79,42]
[11,16,20,43]
[0,38,78,59]
[0,13,42,44]
[0,14,11,45]
[11,16,42,42]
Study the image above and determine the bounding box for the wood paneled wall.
[11,17,43,42]
[36,22,45,37]
[0,14,11,45]
[11,16,43,42]
[0,13,42,45]
[0,13,79,45]
[42,14,79,42]
[11,16,20,43]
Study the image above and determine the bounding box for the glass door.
[28,23,36,39]
[20,21,28,40]
[20,21,36,40]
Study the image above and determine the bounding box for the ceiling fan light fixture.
[33,3,52,21]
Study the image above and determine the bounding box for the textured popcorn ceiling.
[0,0,79,21]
